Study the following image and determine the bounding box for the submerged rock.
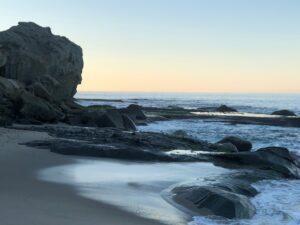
[271,110,296,117]
[216,105,238,113]
[217,136,252,152]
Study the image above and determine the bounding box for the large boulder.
[172,185,256,219]
[0,22,84,125]
[217,136,252,152]
[271,110,296,117]
[0,22,83,101]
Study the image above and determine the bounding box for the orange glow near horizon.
[77,53,300,93]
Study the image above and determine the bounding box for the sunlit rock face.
[0,22,83,101]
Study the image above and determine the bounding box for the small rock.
[271,110,296,117]
[121,104,147,121]
[216,105,238,113]
[172,130,189,138]
[217,136,252,152]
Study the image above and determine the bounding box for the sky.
[1,0,300,93]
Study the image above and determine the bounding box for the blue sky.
[1,0,300,92]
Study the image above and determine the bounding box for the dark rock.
[95,109,138,130]
[217,136,252,152]
[210,147,300,178]
[210,143,238,153]
[30,82,52,101]
[172,185,256,219]
[122,114,137,131]
[214,180,258,198]
[216,105,238,113]
[0,77,23,100]
[172,130,189,138]
[96,109,124,128]
[66,109,137,131]
[0,22,83,101]
[121,104,147,121]
[18,91,64,122]
[271,110,296,117]
[24,125,211,161]
[0,116,12,126]
[50,140,174,161]
[143,107,300,128]
[0,22,85,124]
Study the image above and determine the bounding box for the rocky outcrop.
[24,125,211,161]
[0,22,83,101]
[0,22,84,124]
[217,136,252,152]
[210,147,300,178]
[271,110,296,117]
[0,23,147,130]
[66,108,137,131]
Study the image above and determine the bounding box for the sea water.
[75,92,300,115]
[54,92,300,225]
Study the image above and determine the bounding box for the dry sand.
[0,127,165,225]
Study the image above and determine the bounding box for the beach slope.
[0,128,164,225]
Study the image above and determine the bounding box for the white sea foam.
[139,119,300,152]
[192,111,287,118]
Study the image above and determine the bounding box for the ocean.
[46,92,300,225]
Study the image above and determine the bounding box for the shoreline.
[0,127,165,225]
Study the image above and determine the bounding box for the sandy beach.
[0,127,165,225]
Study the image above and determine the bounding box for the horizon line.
[76,90,300,95]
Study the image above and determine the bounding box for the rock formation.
[0,22,141,130]
[0,22,83,124]
[0,22,83,100]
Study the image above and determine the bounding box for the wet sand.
[0,127,165,225]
